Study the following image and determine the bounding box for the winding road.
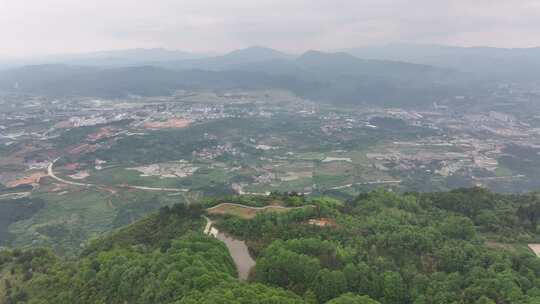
[48,158,93,187]
[0,192,31,200]
[47,157,189,192]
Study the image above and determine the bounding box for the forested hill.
[2,188,540,303]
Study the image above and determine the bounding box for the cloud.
[1,0,538,57]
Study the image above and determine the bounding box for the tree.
[439,216,476,240]
[475,296,495,304]
[255,245,321,292]
[382,271,409,304]
[326,293,381,304]
[311,269,348,302]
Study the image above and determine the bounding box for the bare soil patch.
[143,118,192,130]
[6,172,48,188]
[87,127,115,141]
[207,204,292,220]
[528,244,540,257]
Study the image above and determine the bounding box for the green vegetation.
[7,189,185,255]
[82,202,204,255]
[12,110,494,255]
[0,203,303,304]
[52,119,133,149]
[0,198,44,247]
[0,51,469,106]
[498,144,540,192]
[219,188,540,303]
[2,188,540,303]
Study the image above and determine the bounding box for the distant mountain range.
[0,47,473,106]
[0,48,209,69]
[2,44,537,106]
[343,43,540,82]
[0,64,302,98]
[160,46,294,71]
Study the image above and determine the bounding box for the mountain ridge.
[0,50,466,107]
[343,43,540,81]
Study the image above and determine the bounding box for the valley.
[2,86,540,253]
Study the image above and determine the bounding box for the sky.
[1,0,539,58]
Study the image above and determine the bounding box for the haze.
[2,0,539,58]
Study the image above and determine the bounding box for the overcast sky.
[1,0,539,58]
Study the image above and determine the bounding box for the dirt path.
[207,203,315,220]
[206,202,313,211]
[203,216,212,234]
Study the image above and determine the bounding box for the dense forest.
[2,188,540,303]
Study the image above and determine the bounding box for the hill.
[1,188,540,303]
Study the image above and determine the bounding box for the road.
[119,185,189,192]
[48,157,189,192]
[47,158,93,187]
[327,179,402,190]
[0,192,31,200]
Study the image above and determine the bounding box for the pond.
[205,217,256,280]
[216,231,256,280]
